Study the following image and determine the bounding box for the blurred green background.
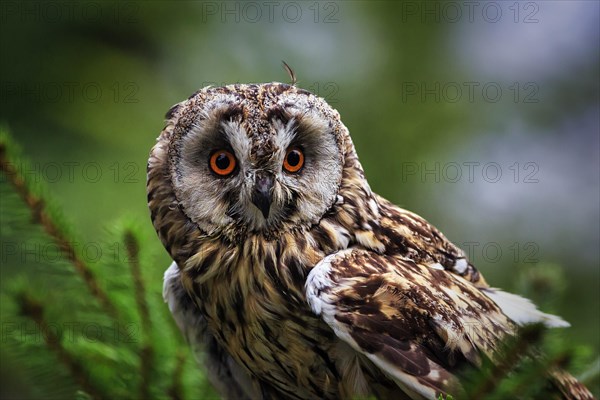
[1,0,598,398]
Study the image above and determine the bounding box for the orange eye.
[283,147,304,173]
[209,150,236,176]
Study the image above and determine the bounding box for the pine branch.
[468,323,545,399]
[168,350,187,400]
[0,130,216,399]
[124,230,154,399]
[16,292,107,400]
[0,139,117,318]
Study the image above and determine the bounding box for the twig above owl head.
[147,81,370,253]
[281,60,297,86]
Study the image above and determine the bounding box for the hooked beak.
[251,174,274,219]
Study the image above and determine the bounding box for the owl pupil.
[287,151,300,166]
[216,154,230,169]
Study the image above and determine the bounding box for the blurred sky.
[1,0,598,353]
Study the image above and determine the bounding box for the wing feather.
[305,249,519,399]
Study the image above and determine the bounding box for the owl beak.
[251,174,274,219]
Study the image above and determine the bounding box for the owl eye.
[209,150,237,176]
[283,147,304,173]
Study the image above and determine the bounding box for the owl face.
[167,84,348,239]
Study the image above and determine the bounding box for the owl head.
[148,83,359,247]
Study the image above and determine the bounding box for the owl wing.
[163,263,259,400]
[304,249,569,399]
[374,195,487,287]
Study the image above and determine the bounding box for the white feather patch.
[306,251,360,317]
[305,253,337,316]
[162,262,200,342]
[453,259,468,274]
[163,262,180,305]
[483,288,570,328]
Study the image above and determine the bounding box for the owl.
[147,82,593,399]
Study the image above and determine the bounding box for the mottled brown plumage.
[148,83,593,399]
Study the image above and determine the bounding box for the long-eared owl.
[147,82,593,399]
